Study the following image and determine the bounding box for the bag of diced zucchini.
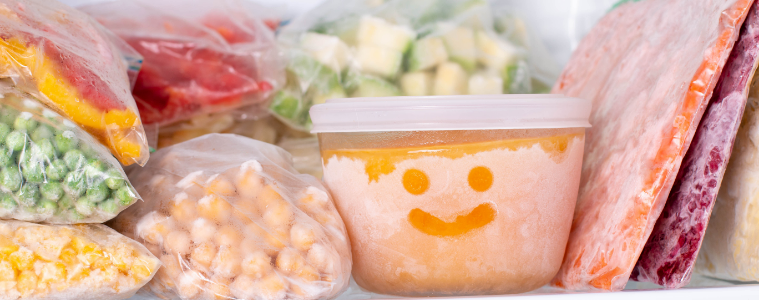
[0,83,140,224]
[272,0,537,130]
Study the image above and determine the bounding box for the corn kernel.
[130,260,152,281]
[241,250,272,279]
[17,270,37,295]
[39,262,66,283]
[58,247,77,265]
[0,236,18,256]
[69,237,87,252]
[67,264,89,282]
[9,248,34,271]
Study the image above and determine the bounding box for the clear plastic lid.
[309,95,592,133]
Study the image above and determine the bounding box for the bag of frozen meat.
[80,0,284,126]
[0,83,140,224]
[0,0,150,166]
[0,220,160,300]
[271,0,536,130]
[109,134,351,300]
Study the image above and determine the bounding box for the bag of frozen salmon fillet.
[551,0,753,291]
[109,134,351,300]
[0,0,149,166]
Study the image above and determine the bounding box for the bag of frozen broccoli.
[0,83,140,224]
[272,0,536,131]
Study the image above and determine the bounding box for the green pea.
[36,140,56,161]
[21,162,44,184]
[98,198,119,214]
[30,125,54,143]
[58,194,74,210]
[16,184,39,207]
[115,186,136,206]
[75,198,95,216]
[0,167,22,191]
[37,199,57,216]
[0,193,17,212]
[86,181,108,203]
[104,169,125,190]
[62,210,83,221]
[63,150,86,171]
[13,113,37,131]
[84,158,106,179]
[0,123,10,142]
[5,131,26,152]
[64,172,85,198]
[0,146,12,167]
[40,182,63,201]
[0,108,19,126]
[54,131,78,153]
[46,160,68,181]
[79,143,98,159]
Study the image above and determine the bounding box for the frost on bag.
[271,0,534,130]
[0,0,149,166]
[0,85,139,224]
[0,221,160,300]
[109,134,351,300]
[80,0,284,126]
[550,0,752,291]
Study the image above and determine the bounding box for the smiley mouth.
[408,203,496,237]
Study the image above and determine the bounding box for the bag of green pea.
[0,83,140,223]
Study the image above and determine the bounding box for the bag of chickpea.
[109,133,351,300]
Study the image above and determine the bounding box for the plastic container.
[310,95,591,296]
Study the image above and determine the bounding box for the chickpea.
[241,250,272,279]
[214,225,242,248]
[165,231,192,255]
[159,254,182,279]
[177,271,202,299]
[170,193,198,225]
[205,275,232,300]
[276,248,305,274]
[296,264,320,282]
[197,195,233,222]
[236,169,263,199]
[191,242,217,268]
[136,212,174,245]
[256,274,287,300]
[205,175,236,197]
[190,218,217,244]
[239,238,260,254]
[290,222,316,252]
[211,245,241,278]
[263,200,293,229]
[257,185,285,211]
[307,244,333,273]
[230,274,257,299]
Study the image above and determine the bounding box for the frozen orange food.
[550,0,753,291]
[109,134,351,300]
[0,0,149,165]
[311,95,591,296]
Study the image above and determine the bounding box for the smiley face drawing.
[404,167,497,237]
[321,132,585,296]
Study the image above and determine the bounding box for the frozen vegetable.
[550,0,753,291]
[632,2,759,288]
[81,0,284,126]
[0,85,139,224]
[0,0,149,166]
[0,220,159,300]
[272,0,536,131]
[110,134,351,300]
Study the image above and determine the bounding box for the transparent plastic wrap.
[80,0,285,126]
[272,0,537,131]
[550,0,752,291]
[110,134,351,300]
[0,0,149,166]
[0,84,140,224]
[0,220,160,300]
[632,1,759,288]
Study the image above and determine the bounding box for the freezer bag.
[632,0,759,288]
[80,0,284,126]
[272,0,535,130]
[550,0,752,291]
[110,134,351,300]
[0,220,160,300]
[0,84,139,224]
[0,0,149,166]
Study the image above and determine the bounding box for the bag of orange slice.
[0,0,149,166]
[109,134,351,300]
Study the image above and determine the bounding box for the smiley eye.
[468,166,493,192]
[403,169,429,195]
